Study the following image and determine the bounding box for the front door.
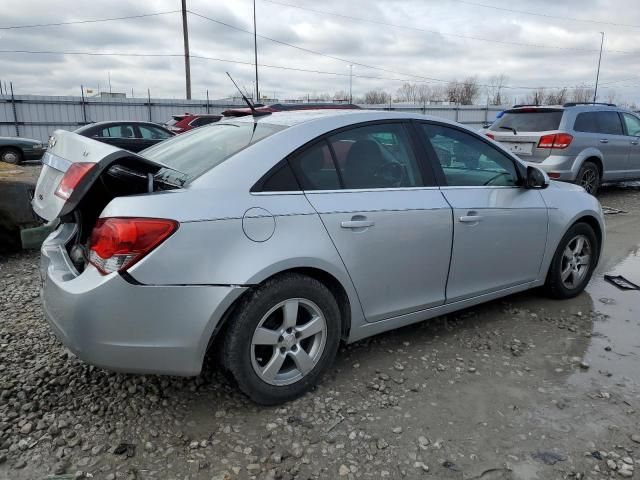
[621,112,640,179]
[418,122,549,303]
[289,122,453,322]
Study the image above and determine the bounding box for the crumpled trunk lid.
[32,130,163,222]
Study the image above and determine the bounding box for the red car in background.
[222,102,361,117]
[164,114,223,133]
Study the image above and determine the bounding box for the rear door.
[418,122,548,303]
[573,111,628,180]
[621,112,640,179]
[291,122,453,322]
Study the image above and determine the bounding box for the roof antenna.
[226,72,270,117]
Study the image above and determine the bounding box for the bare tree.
[523,88,546,106]
[396,83,420,103]
[447,77,479,105]
[570,84,595,103]
[333,90,349,101]
[364,89,391,104]
[545,87,568,105]
[486,74,508,105]
[428,85,447,103]
[417,84,431,103]
[605,89,617,104]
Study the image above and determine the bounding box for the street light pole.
[593,32,604,103]
[181,0,192,99]
[349,65,353,103]
[253,0,259,103]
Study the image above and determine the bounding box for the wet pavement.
[1,183,639,479]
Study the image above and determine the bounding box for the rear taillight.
[55,162,96,200]
[538,133,573,149]
[88,218,179,274]
[548,172,561,179]
[486,132,495,140]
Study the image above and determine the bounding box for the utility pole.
[593,32,604,103]
[182,0,192,99]
[349,65,353,103]
[253,0,259,103]
[108,71,112,94]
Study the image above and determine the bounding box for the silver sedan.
[33,110,604,404]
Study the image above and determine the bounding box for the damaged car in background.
[33,110,604,405]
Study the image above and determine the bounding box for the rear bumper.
[40,224,247,376]
[532,155,578,181]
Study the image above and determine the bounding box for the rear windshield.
[142,122,286,185]
[491,110,563,132]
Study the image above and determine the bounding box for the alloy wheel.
[560,234,592,289]
[579,169,598,194]
[251,298,327,386]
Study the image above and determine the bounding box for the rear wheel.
[544,222,598,299]
[576,161,600,195]
[222,273,341,405]
[0,148,22,165]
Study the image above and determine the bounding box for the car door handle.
[459,215,483,223]
[341,220,374,229]
[599,139,609,144]
[632,140,639,145]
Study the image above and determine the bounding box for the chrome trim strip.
[42,151,72,173]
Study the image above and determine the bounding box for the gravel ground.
[1,183,640,480]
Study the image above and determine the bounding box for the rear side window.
[574,111,623,135]
[97,125,134,138]
[289,141,341,190]
[143,122,286,184]
[491,110,563,132]
[190,117,220,127]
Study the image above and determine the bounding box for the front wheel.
[544,222,598,299]
[222,273,341,405]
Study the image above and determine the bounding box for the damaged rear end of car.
[33,129,249,376]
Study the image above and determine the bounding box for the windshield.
[491,110,563,132]
[141,121,286,185]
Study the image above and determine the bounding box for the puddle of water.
[568,246,640,388]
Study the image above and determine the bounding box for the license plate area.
[502,142,534,156]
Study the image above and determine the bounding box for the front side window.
[421,124,519,187]
[327,123,422,189]
[623,113,640,137]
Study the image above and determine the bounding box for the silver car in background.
[33,110,604,404]
[487,103,640,194]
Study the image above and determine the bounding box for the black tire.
[576,161,600,195]
[544,222,598,299]
[222,273,341,405]
[0,147,22,165]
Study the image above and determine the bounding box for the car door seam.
[438,189,455,305]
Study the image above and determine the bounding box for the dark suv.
[487,103,640,194]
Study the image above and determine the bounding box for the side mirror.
[526,165,550,189]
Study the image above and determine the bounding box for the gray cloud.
[0,0,638,105]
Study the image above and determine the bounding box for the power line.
[187,10,618,91]
[0,48,619,91]
[449,0,640,29]
[260,0,636,55]
[0,11,180,30]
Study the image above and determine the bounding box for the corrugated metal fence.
[0,94,505,143]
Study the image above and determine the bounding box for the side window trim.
[252,119,437,193]
[416,120,525,187]
[324,138,346,189]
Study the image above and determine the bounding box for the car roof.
[222,109,453,128]
[75,121,170,133]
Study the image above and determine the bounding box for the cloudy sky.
[0,0,639,104]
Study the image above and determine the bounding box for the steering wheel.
[373,161,406,187]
